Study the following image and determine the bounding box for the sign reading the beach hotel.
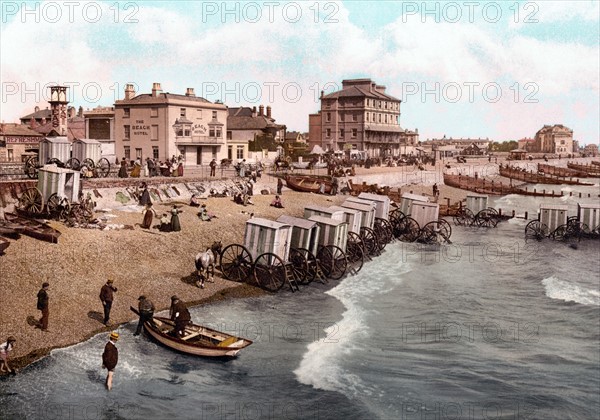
[193,124,207,135]
[132,119,150,137]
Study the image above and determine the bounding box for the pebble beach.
[0,162,474,372]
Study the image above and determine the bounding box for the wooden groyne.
[443,173,564,197]
[538,163,590,178]
[499,165,593,186]
[567,162,600,176]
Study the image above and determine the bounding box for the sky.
[1,0,598,144]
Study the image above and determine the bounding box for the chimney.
[29,117,36,128]
[78,106,83,117]
[34,106,40,113]
[0,123,4,133]
[151,82,162,97]
[266,106,271,119]
[185,88,195,97]
[320,90,324,99]
[68,106,76,118]
[252,106,257,118]
[41,117,47,125]
[259,105,264,116]
[124,84,135,100]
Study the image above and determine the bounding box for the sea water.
[1,190,599,420]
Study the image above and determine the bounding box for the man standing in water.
[102,332,119,390]
[100,280,118,326]
[169,296,191,338]
[37,282,49,331]
[135,295,155,336]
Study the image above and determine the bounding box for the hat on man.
[107,279,114,284]
[7,336,16,342]
[42,282,49,288]
[171,295,179,301]
[138,295,146,300]
[110,332,119,341]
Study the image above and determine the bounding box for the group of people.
[118,155,186,179]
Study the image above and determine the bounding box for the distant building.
[310,78,418,157]
[226,105,286,161]
[114,83,228,165]
[533,124,573,154]
[583,143,598,157]
[422,137,491,154]
[84,106,115,159]
[518,137,535,151]
[0,123,43,162]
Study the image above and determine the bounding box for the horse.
[195,241,222,288]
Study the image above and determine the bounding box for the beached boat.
[285,175,333,194]
[2,213,61,243]
[0,237,10,254]
[130,307,253,357]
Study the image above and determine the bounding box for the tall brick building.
[533,124,574,154]
[308,78,418,157]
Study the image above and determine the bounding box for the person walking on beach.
[102,332,119,391]
[432,183,438,197]
[0,336,16,374]
[141,203,157,229]
[36,282,49,331]
[277,177,283,195]
[139,183,151,206]
[209,158,217,177]
[169,296,191,338]
[134,296,155,336]
[100,280,118,326]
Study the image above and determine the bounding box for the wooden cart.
[72,138,111,178]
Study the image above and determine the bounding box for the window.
[384,102,388,109]
[135,148,142,160]
[124,125,130,140]
[123,108,130,118]
[326,112,331,122]
[212,111,217,119]
[216,128,222,138]
[325,101,331,109]
[212,146,217,159]
[228,145,233,160]
[236,146,244,159]
[385,115,388,123]
[378,114,382,123]
[340,129,345,138]
[209,128,215,137]
[227,131,232,140]
[151,107,158,118]
[7,149,14,162]
[326,128,331,137]
[151,125,158,141]
[152,146,159,159]
[372,112,376,121]
[124,146,130,159]
[340,113,345,122]
[366,99,370,107]
[352,129,357,138]
[180,108,186,117]
[378,101,381,108]
[365,113,369,122]
[352,113,357,122]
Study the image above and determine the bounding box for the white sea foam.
[542,276,600,306]
[294,247,411,395]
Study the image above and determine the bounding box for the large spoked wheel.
[437,219,452,242]
[65,158,81,170]
[96,158,111,178]
[18,187,44,214]
[24,156,39,179]
[453,207,474,226]
[346,241,364,275]
[220,244,253,282]
[475,208,499,228]
[360,226,380,256]
[253,252,286,292]
[82,158,95,169]
[419,221,448,244]
[374,218,393,249]
[525,220,548,240]
[289,248,308,286]
[46,193,71,221]
[397,217,421,242]
[389,209,406,237]
[317,245,347,280]
[296,247,318,284]
[550,224,569,241]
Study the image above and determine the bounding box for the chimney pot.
[186,88,195,97]
[151,83,162,97]
[124,84,136,100]
[34,106,40,112]
[252,106,257,118]
[259,105,264,116]
[266,106,272,119]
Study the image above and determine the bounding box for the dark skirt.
[118,165,128,178]
[142,210,153,229]
[171,214,181,232]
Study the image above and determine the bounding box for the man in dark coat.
[139,183,151,206]
[135,295,155,336]
[100,280,118,326]
[209,158,217,177]
[102,332,119,390]
[169,296,191,338]
[37,282,49,331]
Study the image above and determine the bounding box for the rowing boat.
[3,213,61,244]
[130,307,253,357]
[285,175,333,194]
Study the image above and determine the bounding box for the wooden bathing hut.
[327,206,362,234]
[358,192,391,220]
[38,165,80,203]
[308,215,348,254]
[410,201,440,230]
[244,218,293,263]
[539,204,569,233]
[398,193,430,216]
[465,194,489,214]
[276,215,321,257]
[578,203,600,232]
[72,138,102,164]
[340,200,376,229]
[39,136,70,165]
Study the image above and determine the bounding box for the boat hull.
[285,175,333,194]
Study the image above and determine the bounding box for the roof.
[73,138,101,144]
[322,79,400,102]
[115,92,212,105]
[276,215,318,230]
[227,107,284,130]
[0,123,43,137]
[246,217,290,230]
[20,108,52,121]
[42,136,70,144]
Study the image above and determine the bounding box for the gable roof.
[227,107,285,131]
[0,123,44,137]
[20,108,52,122]
[322,84,400,102]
